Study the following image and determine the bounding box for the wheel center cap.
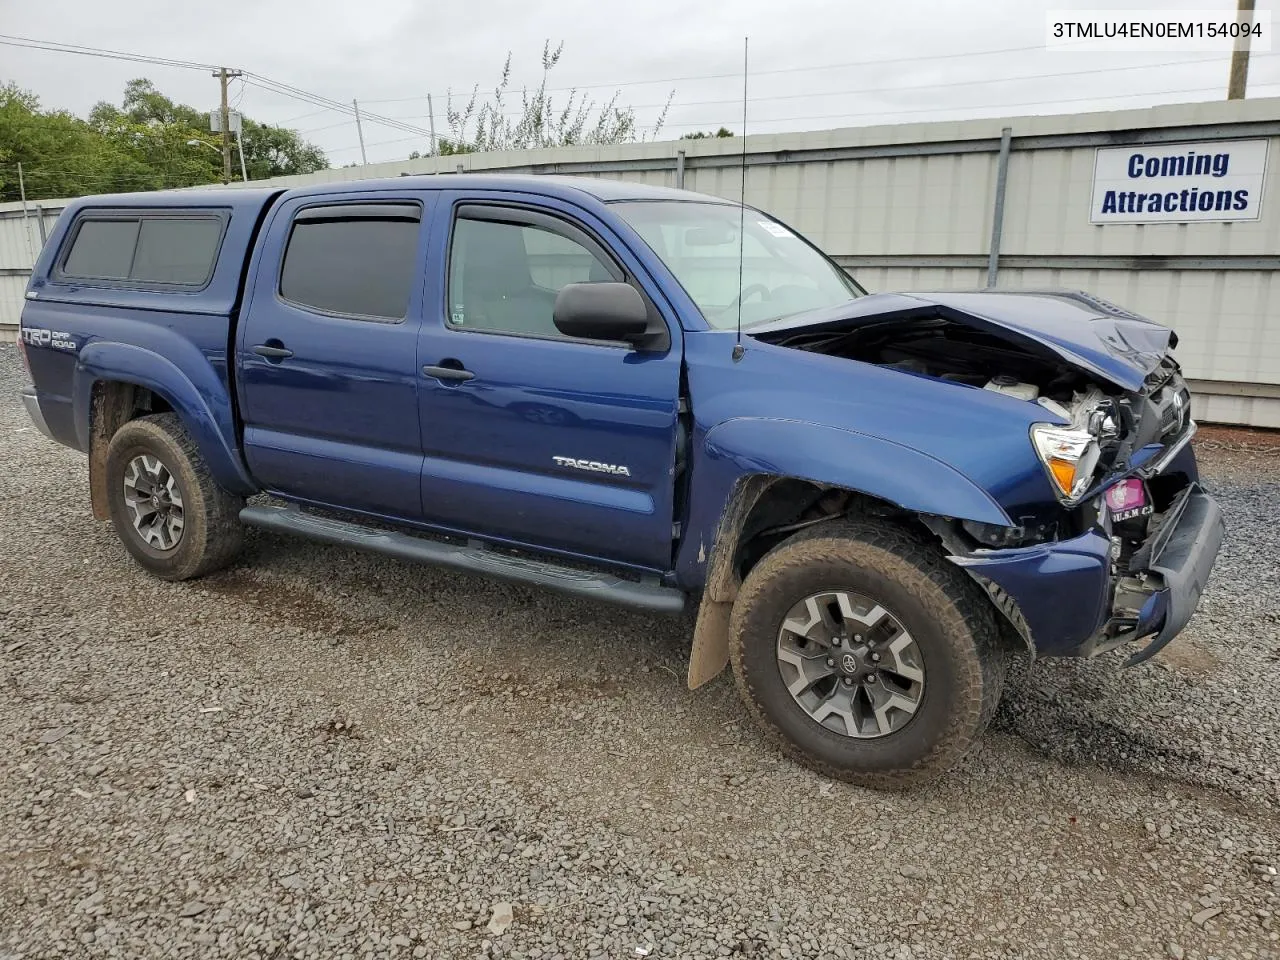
[840,652,859,674]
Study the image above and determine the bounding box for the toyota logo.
[841,653,857,673]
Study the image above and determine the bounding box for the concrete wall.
[3,96,1278,425]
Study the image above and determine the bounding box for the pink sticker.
[1105,479,1148,516]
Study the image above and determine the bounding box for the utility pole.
[213,67,242,184]
[427,93,438,158]
[353,99,368,166]
[235,127,250,183]
[1228,0,1256,99]
[17,161,35,260]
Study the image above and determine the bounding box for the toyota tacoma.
[18,175,1224,786]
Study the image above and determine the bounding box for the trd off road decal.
[19,328,77,353]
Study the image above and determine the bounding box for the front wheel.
[729,521,1007,788]
[104,413,244,581]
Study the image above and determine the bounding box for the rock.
[74,891,105,913]
[1191,906,1222,926]
[487,901,514,936]
[1122,892,1136,908]
[295,786,315,799]
[39,726,70,744]
[178,900,209,918]
[1166,943,1184,960]
[451,920,472,931]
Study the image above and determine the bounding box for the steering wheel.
[724,283,772,313]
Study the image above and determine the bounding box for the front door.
[236,192,433,520]
[415,192,683,571]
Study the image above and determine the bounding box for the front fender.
[678,417,1013,689]
[74,341,256,495]
[676,417,1011,590]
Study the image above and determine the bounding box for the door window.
[447,211,622,339]
[279,203,421,320]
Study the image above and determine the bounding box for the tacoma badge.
[552,456,631,477]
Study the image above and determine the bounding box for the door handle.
[422,363,475,383]
[251,342,294,360]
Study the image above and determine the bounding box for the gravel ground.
[1,341,1277,960]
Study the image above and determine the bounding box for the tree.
[0,78,328,202]
[439,41,673,154]
[93,79,328,182]
[0,82,138,201]
[680,128,734,140]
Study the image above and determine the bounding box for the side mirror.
[553,282,650,344]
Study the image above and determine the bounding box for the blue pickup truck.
[18,174,1223,786]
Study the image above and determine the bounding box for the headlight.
[1030,424,1100,502]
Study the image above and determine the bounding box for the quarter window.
[61,216,223,286]
[447,213,622,339]
[132,219,224,285]
[280,204,421,320]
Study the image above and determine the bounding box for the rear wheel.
[105,413,243,581]
[729,520,1006,788]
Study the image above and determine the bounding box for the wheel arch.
[75,343,256,519]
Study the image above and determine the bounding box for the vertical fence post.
[34,204,48,246]
[986,126,1013,288]
[676,149,686,189]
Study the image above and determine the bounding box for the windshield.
[613,200,862,329]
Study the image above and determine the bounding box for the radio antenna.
[732,36,748,362]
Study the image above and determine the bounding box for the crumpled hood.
[749,289,1176,393]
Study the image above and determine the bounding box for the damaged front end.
[751,290,1226,662]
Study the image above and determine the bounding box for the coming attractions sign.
[1090,138,1268,223]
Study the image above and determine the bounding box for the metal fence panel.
[1,97,1277,425]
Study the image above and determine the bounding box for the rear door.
[236,191,433,520]
[415,191,683,571]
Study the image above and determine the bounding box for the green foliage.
[437,41,673,155]
[0,78,328,202]
[680,127,735,139]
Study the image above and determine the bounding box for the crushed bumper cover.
[1121,487,1224,665]
[949,483,1225,661]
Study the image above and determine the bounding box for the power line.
[242,74,451,144]
[360,41,1068,103]
[9,31,1277,164]
[278,107,343,125]
[0,33,449,146]
[0,34,217,71]
[323,51,1278,130]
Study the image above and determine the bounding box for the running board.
[239,505,686,614]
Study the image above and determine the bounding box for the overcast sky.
[2,0,1277,165]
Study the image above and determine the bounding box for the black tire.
[729,520,1007,789]
[104,413,243,581]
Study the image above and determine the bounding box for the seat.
[457,220,557,337]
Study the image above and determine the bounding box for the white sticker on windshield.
[757,220,793,238]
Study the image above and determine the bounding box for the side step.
[239,504,686,614]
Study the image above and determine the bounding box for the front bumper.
[951,482,1225,661]
[1120,486,1224,664]
[21,386,57,442]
